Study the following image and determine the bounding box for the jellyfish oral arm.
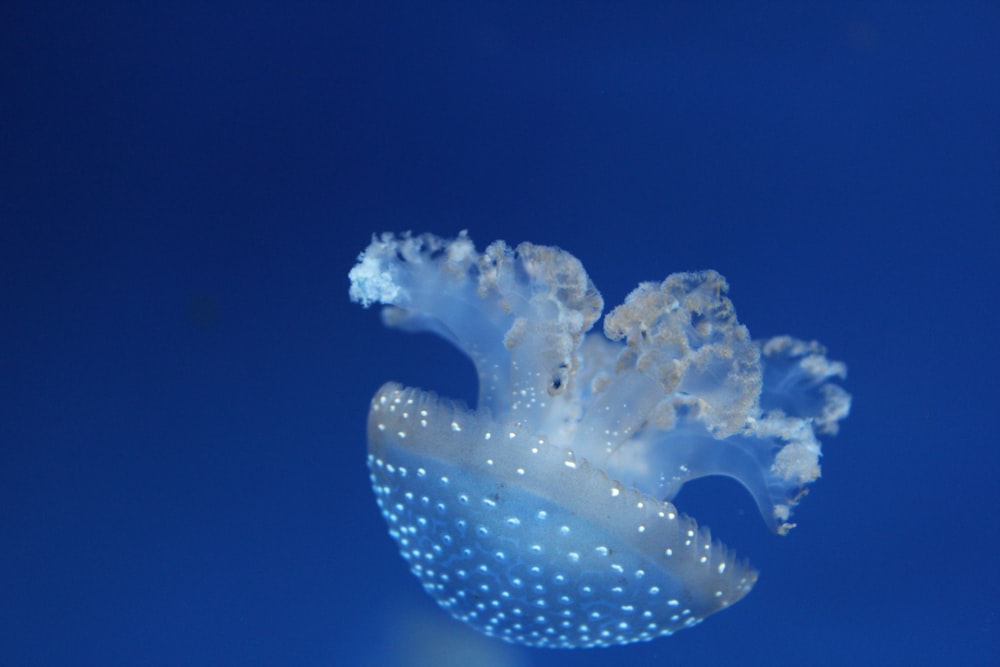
[349,231,603,426]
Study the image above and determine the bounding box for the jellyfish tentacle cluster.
[349,231,850,648]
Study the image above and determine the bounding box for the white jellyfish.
[350,231,850,648]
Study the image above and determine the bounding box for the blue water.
[2,2,997,665]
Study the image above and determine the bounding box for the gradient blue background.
[2,2,997,665]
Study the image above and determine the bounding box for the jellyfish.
[348,231,850,648]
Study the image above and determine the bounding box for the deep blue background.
[2,2,998,665]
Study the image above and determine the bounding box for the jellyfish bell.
[366,382,757,647]
[350,231,850,648]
